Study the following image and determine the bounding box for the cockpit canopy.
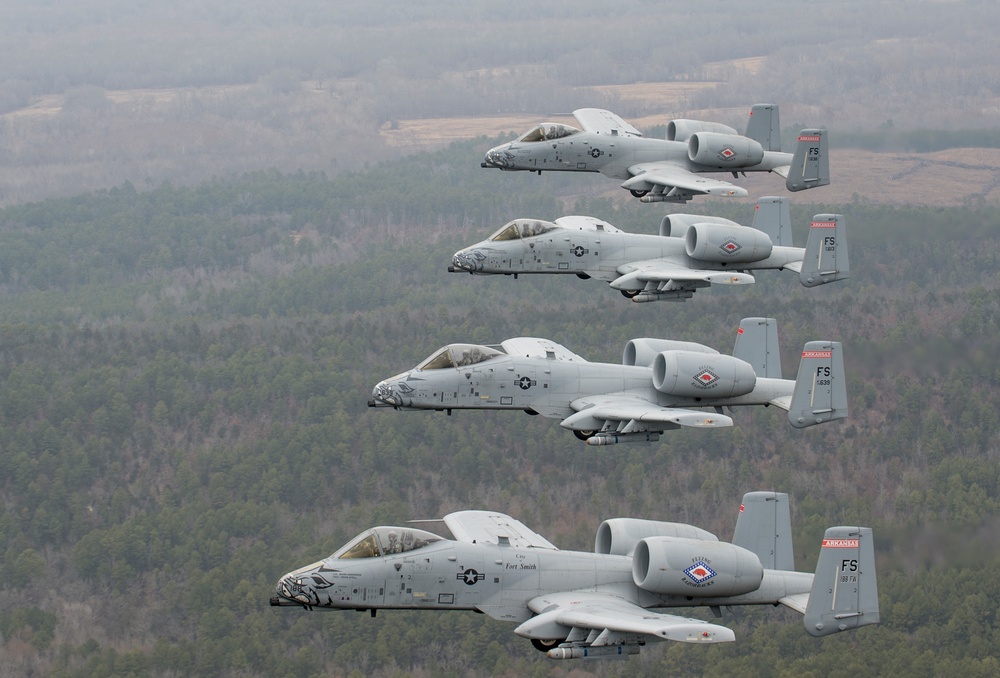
[331,526,444,560]
[415,343,506,371]
[489,219,558,242]
[516,123,580,143]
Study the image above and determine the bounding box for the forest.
[0,137,997,676]
[3,0,1000,204]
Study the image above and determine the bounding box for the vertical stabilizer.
[804,526,880,636]
[786,129,830,192]
[788,341,848,428]
[750,196,792,247]
[732,317,782,379]
[732,491,794,571]
[800,214,850,287]
[745,104,781,152]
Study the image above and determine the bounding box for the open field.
[2,72,1000,207]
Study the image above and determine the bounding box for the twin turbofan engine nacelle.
[622,340,757,398]
[688,132,765,169]
[632,536,764,598]
[660,214,773,264]
[595,518,719,556]
[665,120,765,168]
[652,351,757,399]
[686,222,773,264]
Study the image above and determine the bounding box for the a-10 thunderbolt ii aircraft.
[449,197,849,303]
[369,317,847,446]
[481,104,829,203]
[271,491,880,660]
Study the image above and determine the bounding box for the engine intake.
[685,223,773,264]
[666,119,739,143]
[632,536,764,597]
[595,518,718,556]
[652,351,757,399]
[659,214,738,238]
[688,132,765,168]
[623,339,718,368]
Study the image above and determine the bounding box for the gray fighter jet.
[369,318,847,445]
[481,105,829,203]
[449,197,848,303]
[271,491,880,659]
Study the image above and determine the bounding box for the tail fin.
[804,526,880,637]
[788,341,848,428]
[745,104,781,152]
[731,491,794,571]
[750,196,792,247]
[786,129,830,192]
[800,214,850,287]
[732,317,782,379]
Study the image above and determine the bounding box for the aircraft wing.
[622,161,749,198]
[572,108,643,137]
[519,591,735,645]
[613,260,756,289]
[500,337,587,362]
[566,394,734,429]
[443,510,558,550]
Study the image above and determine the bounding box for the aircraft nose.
[369,380,398,407]
[450,250,473,272]
[272,573,314,607]
[482,145,511,169]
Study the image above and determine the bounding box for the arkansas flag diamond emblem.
[684,561,717,583]
[693,369,719,388]
[720,239,742,255]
